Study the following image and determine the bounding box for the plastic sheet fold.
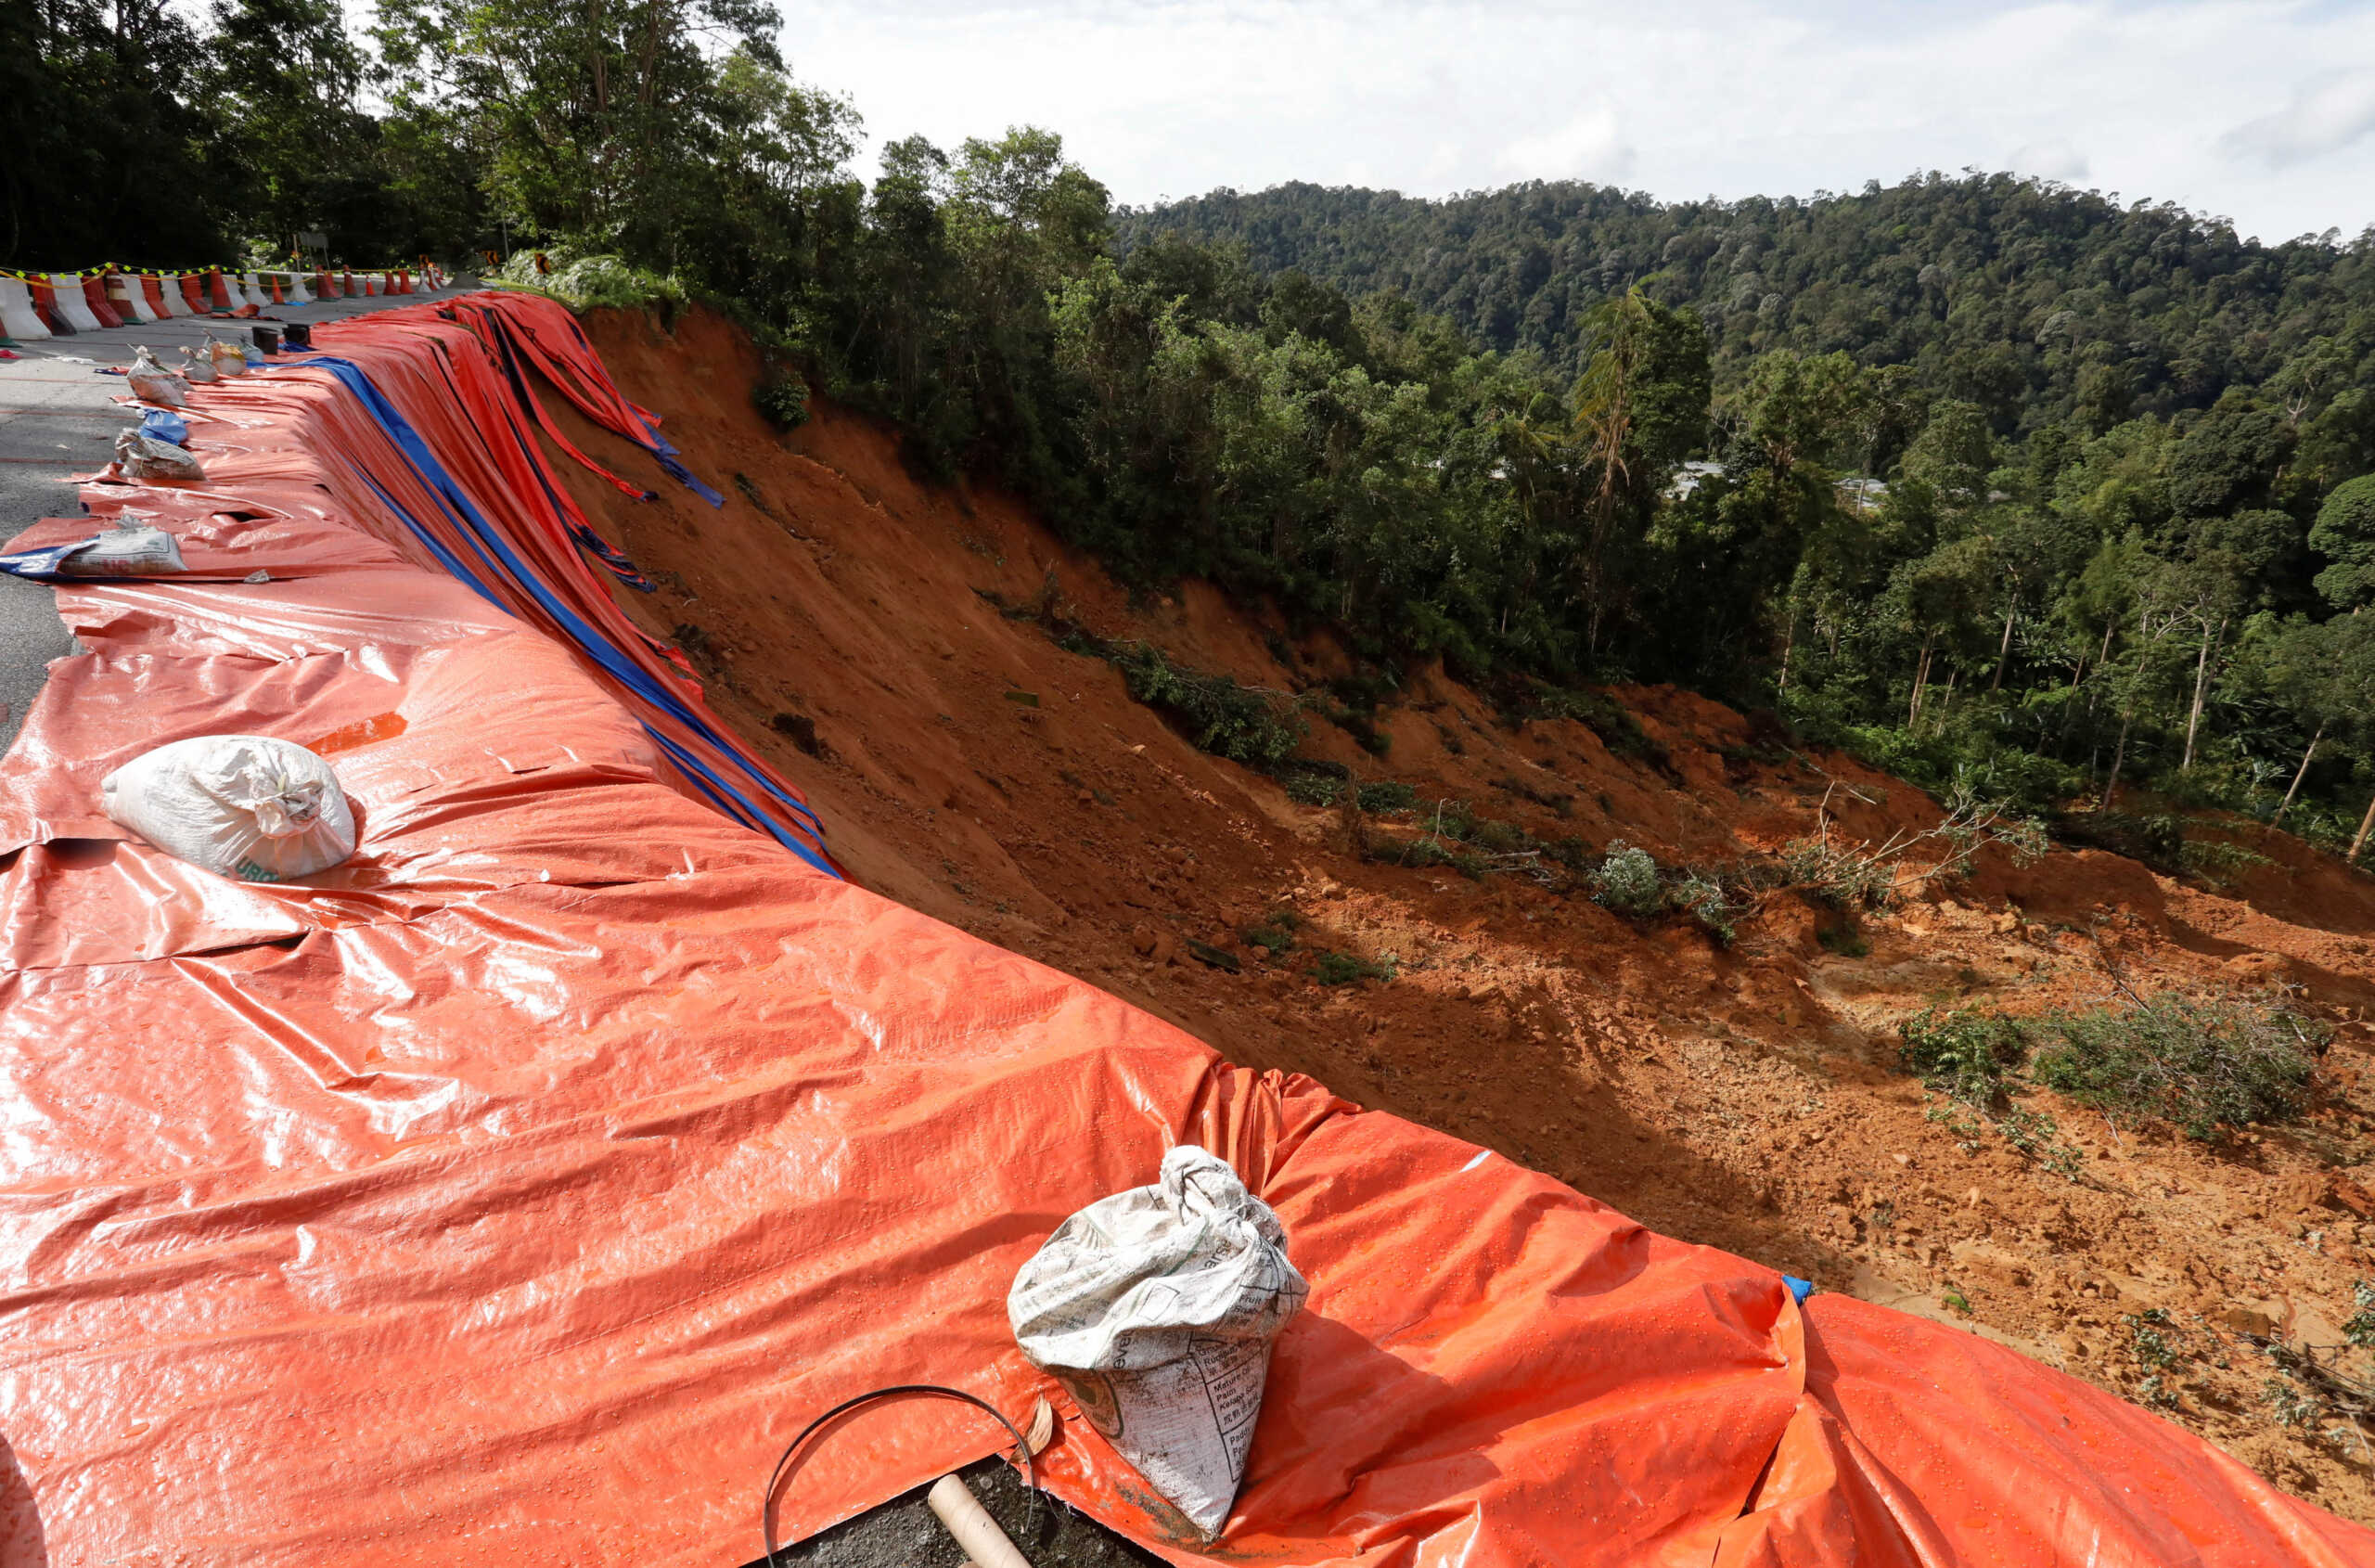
[0,292,2368,1568]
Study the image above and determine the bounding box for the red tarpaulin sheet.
[1,291,2369,1568]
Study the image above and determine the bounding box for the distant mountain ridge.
[1117,174,2375,431]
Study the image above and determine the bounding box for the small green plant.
[2267,1373,2323,1431]
[1670,871,1740,945]
[1315,949,1396,985]
[1996,1104,2086,1181]
[1898,1007,2087,1178]
[1240,910,1301,958]
[1592,842,1663,917]
[1076,638,1303,767]
[2031,988,2325,1141]
[1816,922,1870,958]
[1898,1007,2024,1108]
[754,375,811,429]
[1942,1289,1972,1316]
[1285,774,1342,807]
[2125,1308,2177,1371]
[1356,780,1418,814]
[2344,1280,2375,1350]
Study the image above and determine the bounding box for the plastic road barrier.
[0,274,51,339]
[109,269,160,324]
[46,273,101,331]
[82,275,124,328]
[0,290,2368,1568]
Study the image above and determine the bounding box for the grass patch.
[1064,634,1304,767]
[1898,1007,2086,1180]
[1315,949,1397,985]
[754,374,811,429]
[2031,989,2325,1142]
[1239,909,1301,958]
[1504,681,1669,770]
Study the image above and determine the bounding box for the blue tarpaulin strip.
[309,355,836,876]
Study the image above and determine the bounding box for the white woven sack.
[1009,1147,1306,1539]
[102,736,356,882]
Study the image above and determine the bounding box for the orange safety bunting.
[0,292,2369,1568]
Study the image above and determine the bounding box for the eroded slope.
[535,304,2375,1520]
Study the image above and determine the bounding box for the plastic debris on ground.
[141,406,190,446]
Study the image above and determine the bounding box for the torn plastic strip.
[479,305,661,506]
[399,319,659,594]
[464,300,724,508]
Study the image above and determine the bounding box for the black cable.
[760,1383,1039,1566]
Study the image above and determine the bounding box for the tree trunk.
[2354,789,2375,864]
[2100,700,2136,810]
[1931,662,1961,737]
[2081,618,2116,722]
[1990,597,2018,691]
[1778,613,1795,692]
[2181,615,2225,772]
[1907,638,1933,727]
[2275,724,2323,827]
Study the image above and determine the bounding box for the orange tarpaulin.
[1,292,2369,1568]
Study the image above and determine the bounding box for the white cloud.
[2009,139,2091,183]
[2221,69,2375,169]
[1501,107,1635,183]
[783,0,2375,240]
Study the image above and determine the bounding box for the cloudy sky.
[780,0,2375,242]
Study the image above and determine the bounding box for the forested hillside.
[1119,179,2375,432]
[13,0,2375,861]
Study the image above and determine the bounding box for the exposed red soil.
[537,304,2375,1521]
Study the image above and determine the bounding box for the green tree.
[2312,475,2375,610]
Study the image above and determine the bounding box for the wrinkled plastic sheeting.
[0,293,2368,1568]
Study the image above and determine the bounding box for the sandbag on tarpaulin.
[0,295,2368,1568]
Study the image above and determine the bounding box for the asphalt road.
[0,283,474,758]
